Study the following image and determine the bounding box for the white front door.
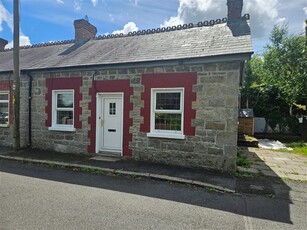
[97,94,123,154]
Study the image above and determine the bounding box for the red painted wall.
[140,72,197,136]
[88,80,133,156]
[45,77,83,128]
[0,80,13,124]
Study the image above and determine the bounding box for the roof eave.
[1,52,253,74]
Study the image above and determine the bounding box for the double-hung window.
[0,92,9,126]
[148,88,185,139]
[49,90,75,131]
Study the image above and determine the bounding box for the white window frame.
[147,88,185,139]
[0,91,9,127]
[48,90,76,132]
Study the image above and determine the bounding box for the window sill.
[48,126,76,132]
[147,132,185,139]
[0,124,9,128]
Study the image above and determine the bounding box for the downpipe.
[27,72,33,148]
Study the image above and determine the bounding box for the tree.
[242,24,306,132]
[241,55,265,108]
[263,25,307,115]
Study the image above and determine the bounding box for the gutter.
[0,52,253,74]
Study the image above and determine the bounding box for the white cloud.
[5,35,32,49]
[56,0,64,4]
[162,0,282,38]
[0,1,31,48]
[245,0,280,37]
[276,17,286,25]
[303,7,307,15]
[91,0,98,7]
[74,0,82,11]
[112,22,138,34]
[0,1,13,32]
[130,0,140,6]
[109,14,114,22]
[162,0,222,27]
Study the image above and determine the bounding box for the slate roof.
[0,19,253,72]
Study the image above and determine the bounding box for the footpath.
[0,146,306,199]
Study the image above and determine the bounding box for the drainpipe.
[27,72,33,148]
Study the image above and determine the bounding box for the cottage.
[0,0,253,171]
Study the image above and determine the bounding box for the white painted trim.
[95,92,124,156]
[0,91,10,126]
[147,132,185,139]
[50,89,75,130]
[48,126,76,132]
[150,88,185,137]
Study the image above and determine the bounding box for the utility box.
[238,109,254,136]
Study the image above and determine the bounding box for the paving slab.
[239,147,307,181]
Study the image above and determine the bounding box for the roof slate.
[0,20,253,72]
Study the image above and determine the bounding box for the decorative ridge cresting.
[3,39,75,51]
[2,14,250,52]
[95,14,249,40]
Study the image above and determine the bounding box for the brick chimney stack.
[227,0,243,21]
[0,38,8,51]
[73,18,97,42]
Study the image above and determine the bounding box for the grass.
[234,171,254,178]
[236,152,252,168]
[279,142,307,156]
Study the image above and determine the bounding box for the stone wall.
[0,61,240,171]
[130,62,240,171]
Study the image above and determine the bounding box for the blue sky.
[0,0,306,54]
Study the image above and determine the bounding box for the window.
[109,102,116,115]
[0,92,9,126]
[141,73,197,137]
[148,88,185,139]
[49,90,75,131]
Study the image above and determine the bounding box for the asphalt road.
[0,160,306,230]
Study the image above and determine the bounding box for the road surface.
[0,160,306,230]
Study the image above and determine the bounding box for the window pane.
[0,102,9,124]
[155,113,181,131]
[56,111,73,125]
[57,93,73,108]
[0,94,9,100]
[156,92,181,110]
[109,103,116,115]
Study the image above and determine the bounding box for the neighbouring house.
[0,0,253,172]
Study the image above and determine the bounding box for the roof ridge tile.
[2,14,250,52]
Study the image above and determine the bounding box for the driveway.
[239,147,307,181]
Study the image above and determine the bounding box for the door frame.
[95,92,124,155]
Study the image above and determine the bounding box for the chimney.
[227,0,243,21]
[0,38,8,51]
[73,18,97,42]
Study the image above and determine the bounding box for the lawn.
[283,142,307,156]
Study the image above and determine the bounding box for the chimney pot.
[227,0,243,21]
[0,38,8,51]
[73,19,97,42]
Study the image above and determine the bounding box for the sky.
[0,0,306,54]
